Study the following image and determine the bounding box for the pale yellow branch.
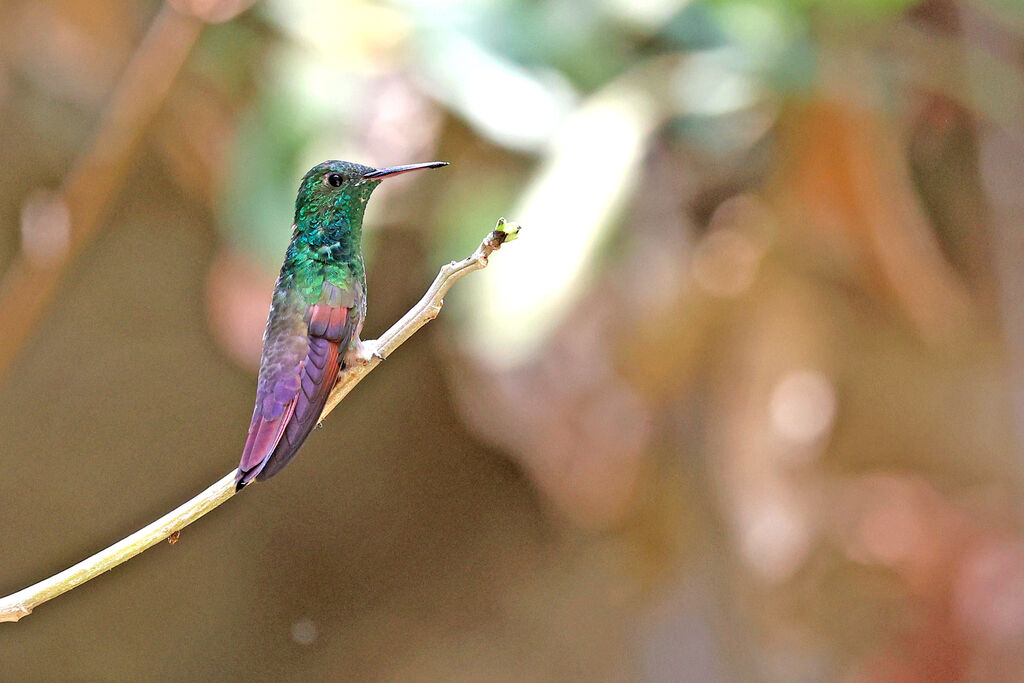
[0,220,520,623]
[322,219,519,415]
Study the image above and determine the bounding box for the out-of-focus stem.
[0,3,204,382]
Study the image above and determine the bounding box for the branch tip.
[493,217,521,244]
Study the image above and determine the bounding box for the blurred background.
[1,0,1023,679]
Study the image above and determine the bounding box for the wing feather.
[235,279,357,488]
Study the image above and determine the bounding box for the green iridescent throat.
[283,173,381,305]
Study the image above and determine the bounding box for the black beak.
[362,161,449,180]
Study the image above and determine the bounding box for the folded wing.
[236,280,356,488]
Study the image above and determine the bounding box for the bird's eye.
[326,173,343,187]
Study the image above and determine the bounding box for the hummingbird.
[235,160,448,490]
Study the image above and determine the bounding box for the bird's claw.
[348,339,385,366]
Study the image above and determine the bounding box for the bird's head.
[294,160,448,227]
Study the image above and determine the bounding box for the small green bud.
[495,217,521,242]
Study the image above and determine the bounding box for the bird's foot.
[346,338,386,366]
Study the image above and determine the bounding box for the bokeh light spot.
[290,618,318,645]
[769,370,837,446]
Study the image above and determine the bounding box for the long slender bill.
[362,161,449,180]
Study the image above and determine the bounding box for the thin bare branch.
[0,220,519,623]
